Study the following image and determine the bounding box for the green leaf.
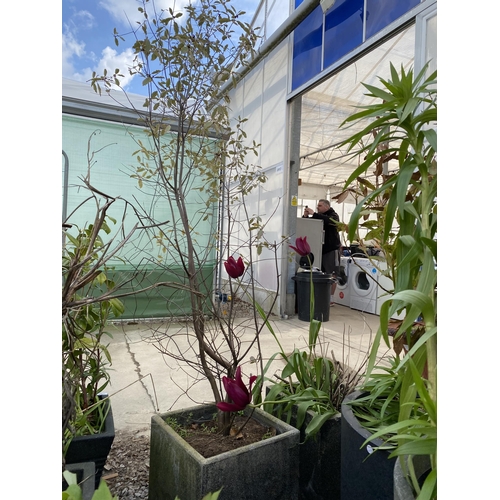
[308,319,321,349]
[63,470,78,486]
[417,469,437,500]
[201,490,223,500]
[96,271,107,285]
[422,128,437,153]
[65,232,80,247]
[363,418,430,444]
[253,300,285,354]
[109,298,125,317]
[263,381,287,413]
[92,479,119,499]
[62,485,82,500]
[391,290,434,330]
[389,438,436,457]
[305,410,337,439]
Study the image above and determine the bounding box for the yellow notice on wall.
[291,196,298,207]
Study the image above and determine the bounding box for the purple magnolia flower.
[290,236,311,257]
[224,256,245,279]
[217,366,257,412]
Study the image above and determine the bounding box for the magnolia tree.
[91,0,285,434]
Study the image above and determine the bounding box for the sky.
[62,0,260,96]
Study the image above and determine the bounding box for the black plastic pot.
[265,388,342,500]
[65,398,115,489]
[340,391,395,500]
[292,271,334,322]
[63,462,96,500]
[297,411,342,499]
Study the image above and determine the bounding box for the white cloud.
[62,30,86,80]
[62,9,95,81]
[63,43,137,90]
[62,0,260,91]
[63,5,138,90]
[73,10,96,30]
[98,0,192,27]
[94,46,138,88]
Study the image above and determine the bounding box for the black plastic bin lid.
[292,272,334,283]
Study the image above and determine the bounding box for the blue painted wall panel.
[365,0,420,39]
[324,0,364,68]
[292,5,324,90]
[291,0,421,90]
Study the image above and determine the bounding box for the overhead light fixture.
[320,0,336,14]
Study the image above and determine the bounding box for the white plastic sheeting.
[298,25,416,190]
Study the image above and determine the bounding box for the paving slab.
[106,305,390,432]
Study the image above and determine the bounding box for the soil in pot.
[169,412,276,458]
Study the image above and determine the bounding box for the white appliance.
[296,218,323,270]
[332,256,352,306]
[349,257,380,314]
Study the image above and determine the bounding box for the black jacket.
[311,207,340,253]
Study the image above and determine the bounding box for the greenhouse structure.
[62,0,437,319]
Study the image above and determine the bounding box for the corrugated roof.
[62,78,151,126]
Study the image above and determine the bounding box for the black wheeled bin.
[292,271,334,322]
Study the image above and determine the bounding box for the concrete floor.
[105,304,393,432]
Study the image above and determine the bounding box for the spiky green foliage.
[340,63,437,500]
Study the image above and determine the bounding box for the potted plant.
[150,367,300,500]
[62,184,125,486]
[91,1,301,498]
[337,62,437,500]
[263,330,366,500]
[62,158,173,487]
[144,245,300,500]
[260,237,367,499]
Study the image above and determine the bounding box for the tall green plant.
[340,63,437,499]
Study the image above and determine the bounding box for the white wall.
[227,39,290,313]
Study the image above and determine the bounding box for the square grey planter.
[149,404,300,500]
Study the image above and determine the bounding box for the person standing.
[303,199,341,305]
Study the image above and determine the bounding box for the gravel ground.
[103,428,150,499]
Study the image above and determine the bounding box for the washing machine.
[332,256,352,306]
[349,256,380,314]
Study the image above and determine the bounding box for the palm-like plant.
[340,62,437,499]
